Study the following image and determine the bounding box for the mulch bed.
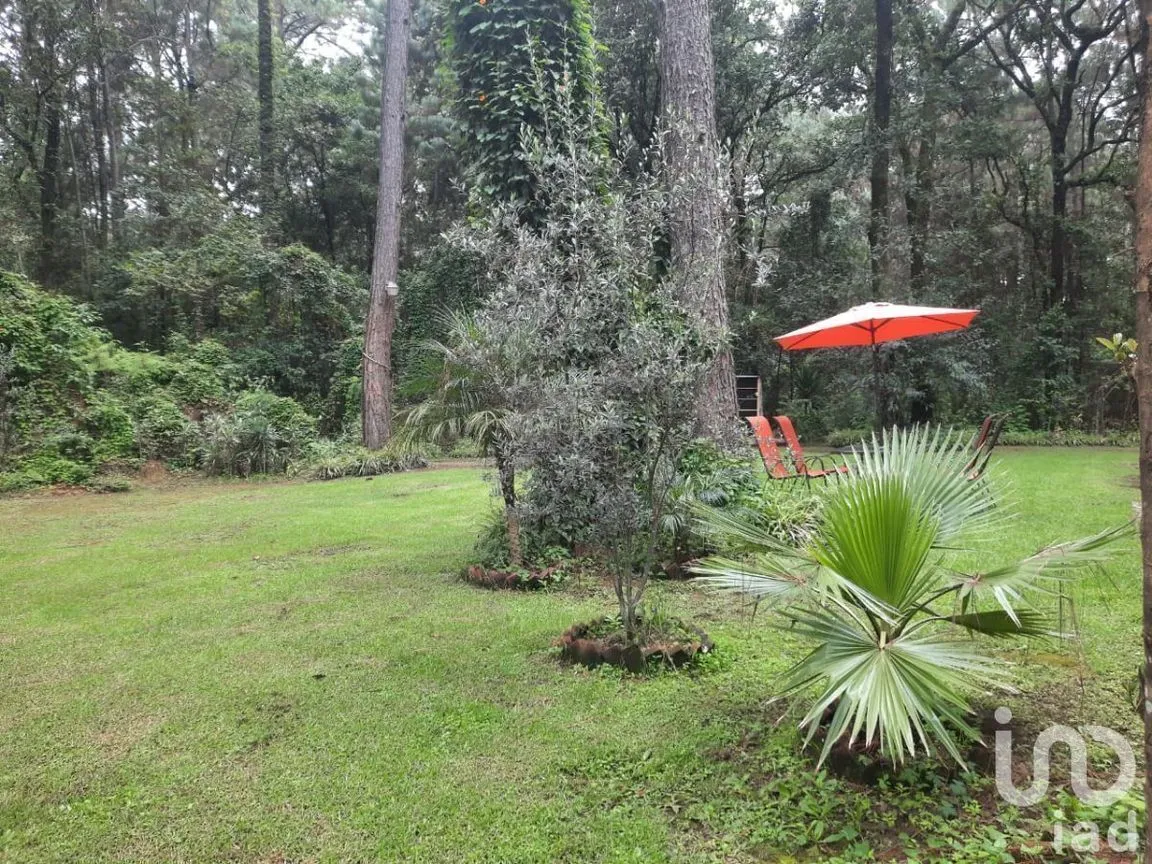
[462,564,560,590]
[558,617,713,672]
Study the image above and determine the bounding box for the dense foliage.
[0,270,414,489]
[0,0,1143,448]
[446,0,598,208]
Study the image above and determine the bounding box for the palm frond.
[848,425,1001,542]
[952,522,1132,621]
[945,608,1054,638]
[779,608,1000,766]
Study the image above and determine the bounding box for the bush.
[19,454,93,486]
[731,481,824,546]
[82,393,136,461]
[997,428,1138,447]
[87,476,132,493]
[825,427,873,449]
[132,394,196,463]
[695,427,1129,765]
[470,511,563,570]
[37,430,96,463]
[201,391,316,476]
[0,471,37,493]
[307,441,430,481]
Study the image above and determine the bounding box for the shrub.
[201,391,316,477]
[730,481,824,547]
[19,454,94,486]
[82,393,136,461]
[997,428,1139,447]
[825,427,872,449]
[0,471,37,493]
[132,394,196,463]
[307,442,429,481]
[87,476,132,493]
[37,430,96,463]
[663,439,762,561]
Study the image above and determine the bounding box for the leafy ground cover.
[0,448,1142,863]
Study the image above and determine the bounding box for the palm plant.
[398,310,533,566]
[693,425,1128,766]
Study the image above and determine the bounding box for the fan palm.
[398,310,533,565]
[692,425,1128,766]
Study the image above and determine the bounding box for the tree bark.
[257,0,276,217]
[657,0,738,442]
[495,446,521,567]
[868,0,894,301]
[906,132,934,294]
[362,0,410,449]
[38,89,61,288]
[1132,1,1152,860]
[1051,132,1068,310]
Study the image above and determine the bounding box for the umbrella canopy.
[775,302,979,351]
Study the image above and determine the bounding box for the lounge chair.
[773,415,849,480]
[746,416,798,480]
[966,413,1007,480]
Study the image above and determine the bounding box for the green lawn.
[0,449,1142,863]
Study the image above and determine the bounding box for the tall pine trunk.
[1132,1,1152,860]
[362,0,410,450]
[38,89,61,288]
[868,0,893,302]
[257,0,276,218]
[657,0,738,442]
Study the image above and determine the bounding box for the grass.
[0,449,1142,863]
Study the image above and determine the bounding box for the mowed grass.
[0,449,1142,863]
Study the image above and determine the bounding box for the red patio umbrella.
[775,301,980,428]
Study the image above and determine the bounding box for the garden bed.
[461,564,562,590]
[557,616,713,672]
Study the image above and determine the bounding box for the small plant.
[693,425,1129,765]
[399,311,533,565]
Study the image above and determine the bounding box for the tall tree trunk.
[657,0,738,442]
[1050,134,1068,311]
[101,0,123,239]
[868,0,893,301]
[1133,3,1152,862]
[361,0,410,450]
[906,131,934,295]
[38,89,61,287]
[257,0,276,218]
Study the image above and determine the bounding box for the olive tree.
[453,101,710,639]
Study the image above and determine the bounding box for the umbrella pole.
[872,342,883,433]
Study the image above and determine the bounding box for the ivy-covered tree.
[446,0,598,208]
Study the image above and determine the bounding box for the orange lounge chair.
[773,415,849,479]
[746,416,799,480]
[966,413,1007,480]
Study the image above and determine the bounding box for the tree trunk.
[495,448,521,567]
[38,89,61,288]
[1132,2,1152,861]
[1050,134,1068,311]
[868,0,893,300]
[86,50,109,248]
[907,131,934,295]
[657,0,738,442]
[257,0,276,218]
[361,0,410,450]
